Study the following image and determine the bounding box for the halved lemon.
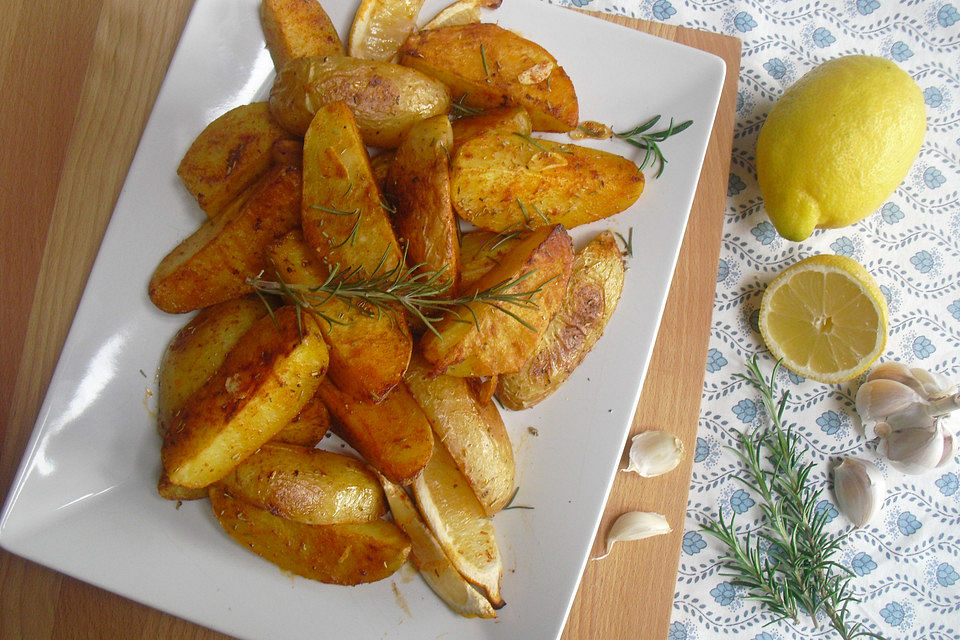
[349,0,425,61]
[759,254,887,383]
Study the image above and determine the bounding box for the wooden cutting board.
[0,3,739,639]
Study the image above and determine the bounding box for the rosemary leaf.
[615,115,693,178]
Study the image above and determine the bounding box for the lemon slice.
[759,255,887,383]
[380,475,496,618]
[349,0,426,61]
[421,0,502,30]
[412,440,504,608]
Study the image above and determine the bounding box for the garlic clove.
[867,361,916,385]
[909,367,957,400]
[937,427,956,469]
[622,431,684,478]
[856,379,924,435]
[879,420,945,475]
[594,511,671,560]
[833,457,885,527]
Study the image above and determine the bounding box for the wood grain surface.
[0,3,739,639]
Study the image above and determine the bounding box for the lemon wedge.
[349,0,426,61]
[759,255,887,383]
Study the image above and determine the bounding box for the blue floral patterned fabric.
[553,0,960,637]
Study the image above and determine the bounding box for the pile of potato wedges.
[149,0,640,619]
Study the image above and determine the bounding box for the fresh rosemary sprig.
[451,95,484,117]
[702,357,885,640]
[248,255,552,338]
[615,115,693,178]
[615,227,634,258]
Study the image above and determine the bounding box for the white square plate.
[0,2,724,638]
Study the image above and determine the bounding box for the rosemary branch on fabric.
[702,357,886,640]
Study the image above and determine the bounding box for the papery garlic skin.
[622,431,684,478]
[594,511,671,560]
[856,379,924,440]
[834,457,885,527]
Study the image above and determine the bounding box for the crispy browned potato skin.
[177,103,292,218]
[162,306,328,488]
[458,228,524,290]
[420,225,574,377]
[266,230,412,402]
[260,0,343,70]
[451,106,531,152]
[209,486,410,585]
[216,443,386,524]
[148,164,302,314]
[399,23,577,132]
[269,56,451,147]
[404,355,514,514]
[451,132,644,232]
[271,138,303,168]
[157,298,268,436]
[301,101,405,274]
[316,378,434,486]
[388,115,460,291]
[497,231,625,409]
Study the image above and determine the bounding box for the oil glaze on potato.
[162,306,328,489]
[210,487,409,585]
[148,164,302,314]
[497,231,625,409]
[260,0,342,70]
[451,131,644,232]
[177,102,291,218]
[269,55,450,147]
[399,23,577,132]
[420,225,574,377]
[217,443,386,524]
[451,106,531,152]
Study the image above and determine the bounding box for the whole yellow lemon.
[756,55,926,241]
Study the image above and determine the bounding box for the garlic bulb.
[833,457,885,527]
[622,431,684,477]
[594,511,671,560]
[856,362,960,473]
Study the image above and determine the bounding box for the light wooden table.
[0,3,739,638]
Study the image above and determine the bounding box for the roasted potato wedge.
[420,225,574,377]
[177,103,292,218]
[387,114,460,290]
[217,443,386,524]
[157,298,268,436]
[497,231,625,409]
[271,138,303,168]
[266,230,412,401]
[149,164,302,314]
[301,101,404,274]
[349,0,426,61]
[316,378,433,485]
[451,131,644,232]
[157,474,207,501]
[404,355,514,514]
[421,0,502,30]
[379,475,496,618]
[458,228,524,290]
[261,0,343,70]
[269,56,450,147]
[451,105,531,152]
[399,23,577,132]
[273,391,330,446]
[210,486,409,585]
[162,306,328,488]
[413,439,504,607]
